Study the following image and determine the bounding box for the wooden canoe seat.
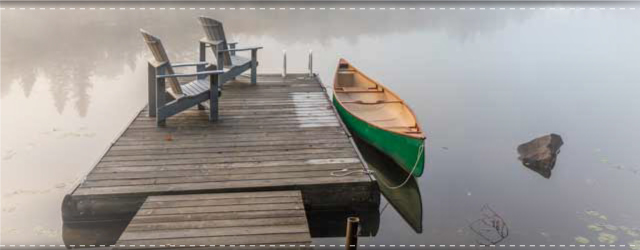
[338,69,356,73]
[335,87,383,93]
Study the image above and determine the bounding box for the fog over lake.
[2,2,640,246]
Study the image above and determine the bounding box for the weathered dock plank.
[113,191,312,249]
[62,74,378,222]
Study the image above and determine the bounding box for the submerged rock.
[517,134,563,178]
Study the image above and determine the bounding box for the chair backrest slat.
[140,29,183,95]
[198,17,232,67]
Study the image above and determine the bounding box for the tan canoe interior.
[334,61,424,138]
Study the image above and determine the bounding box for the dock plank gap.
[62,74,379,223]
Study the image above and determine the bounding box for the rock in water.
[517,134,563,178]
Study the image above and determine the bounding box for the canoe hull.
[334,96,425,177]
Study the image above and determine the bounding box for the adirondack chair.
[198,17,262,85]
[140,29,224,126]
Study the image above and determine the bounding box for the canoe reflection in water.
[352,136,423,233]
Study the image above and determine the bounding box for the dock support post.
[308,50,313,77]
[345,217,360,250]
[282,50,287,78]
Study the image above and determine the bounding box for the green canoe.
[333,59,426,177]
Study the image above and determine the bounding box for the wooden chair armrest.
[171,62,209,68]
[149,59,169,68]
[157,70,224,79]
[200,38,224,46]
[218,46,263,52]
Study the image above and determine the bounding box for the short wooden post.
[209,73,219,122]
[308,50,313,77]
[251,49,258,84]
[147,62,157,117]
[345,217,359,250]
[282,50,287,78]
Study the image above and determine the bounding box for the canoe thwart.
[341,100,403,105]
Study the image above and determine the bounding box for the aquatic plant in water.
[579,209,638,246]
[626,229,640,238]
[598,232,618,244]
[629,240,640,250]
[574,236,590,244]
[603,224,618,231]
[585,210,608,221]
[588,224,603,232]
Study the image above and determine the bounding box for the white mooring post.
[282,50,287,78]
[308,50,313,77]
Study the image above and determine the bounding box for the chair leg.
[209,75,219,122]
[251,49,258,84]
[251,66,257,84]
[156,108,167,126]
[155,76,167,126]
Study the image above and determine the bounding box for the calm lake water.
[2,2,640,247]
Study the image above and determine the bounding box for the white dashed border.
[0,7,637,10]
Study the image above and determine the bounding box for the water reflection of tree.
[1,8,534,116]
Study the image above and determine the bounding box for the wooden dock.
[114,191,312,249]
[62,73,378,223]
